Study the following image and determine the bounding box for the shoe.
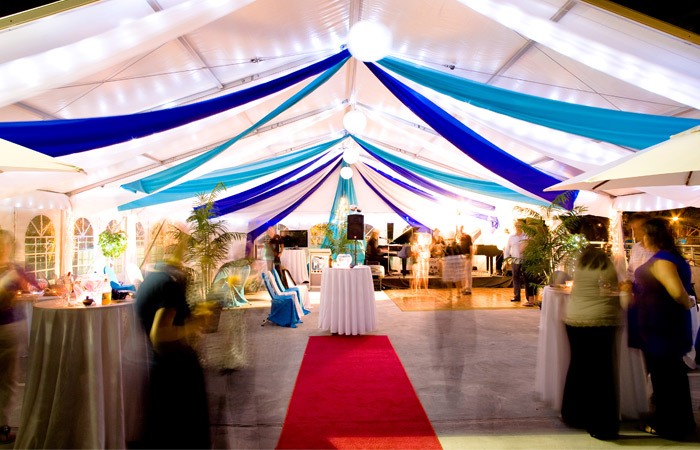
[590,431,619,441]
[462,289,472,295]
[0,425,15,444]
[523,302,535,307]
[510,298,521,302]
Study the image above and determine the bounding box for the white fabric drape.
[457,0,700,110]
[0,0,256,107]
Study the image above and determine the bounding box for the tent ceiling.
[0,0,699,222]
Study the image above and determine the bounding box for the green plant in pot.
[515,194,588,295]
[322,221,358,261]
[98,229,128,260]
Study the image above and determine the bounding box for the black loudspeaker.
[347,214,364,239]
[387,223,394,241]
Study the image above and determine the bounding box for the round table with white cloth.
[534,286,650,419]
[319,266,376,335]
[15,298,149,449]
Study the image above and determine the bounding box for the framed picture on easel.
[308,248,331,291]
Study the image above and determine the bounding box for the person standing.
[561,247,622,440]
[0,230,37,445]
[136,238,211,449]
[504,221,529,304]
[458,227,474,295]
[621,213,655,349]
[263,226,284,273]
[631,218,696,441]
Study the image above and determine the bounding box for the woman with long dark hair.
[632,217,696,440]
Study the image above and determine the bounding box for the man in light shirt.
[504,220,529,304]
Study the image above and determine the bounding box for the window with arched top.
[25,214,56,280]
[135,222,145,266]
[72,217,94,276]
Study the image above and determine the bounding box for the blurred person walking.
[561,247,622,440]
[631,217,696,441]
[0,230,37,444]
[136,238,211,449]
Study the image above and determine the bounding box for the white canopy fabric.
[0,138,83,173]
[0,0,699,229]
[546,127,700,209]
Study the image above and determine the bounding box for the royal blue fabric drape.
[206,153,339,217]
[365,62,577,209]
[121,55,349,194]
[352,136,547,206]
[356,170,429,232]
[246,160,342,242]
[0,50,350,156]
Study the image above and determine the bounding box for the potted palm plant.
[170,183,246,331]
[515,194,588,299]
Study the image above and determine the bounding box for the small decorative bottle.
[101,277,112,305]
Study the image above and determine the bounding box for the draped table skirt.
[534,286,650,419]
[319,266,376,335]
[16,299,149,449]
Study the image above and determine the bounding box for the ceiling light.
[342,146,361,164]
[340,166,354,179]
[347,21,392,62]
[343,110,367,134]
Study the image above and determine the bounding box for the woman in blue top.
[632,217,696,440]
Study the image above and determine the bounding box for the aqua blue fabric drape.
[0,50,350,156]
[365,63,576,209]
[246,160,342,242]
[378,56,700,150]
[121,56,349,194]
[117,138,341,211]
[353,136,548,207]
[321,161,361,258]
[208,154,341,217]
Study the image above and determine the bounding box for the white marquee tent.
[0,0,699,275]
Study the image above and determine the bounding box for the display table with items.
[280,248,309,283]
[16,298,149,449]
[319,266,376,335]
[534,286,650,419]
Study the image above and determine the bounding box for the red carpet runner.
[276,335,442,449]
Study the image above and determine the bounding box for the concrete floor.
[5,286,700,449]
[203,287,700,449]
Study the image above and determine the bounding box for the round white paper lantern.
[340,166,354,179]
[343,110,367,135]
[347,21,392,62]
[342,146,361,164]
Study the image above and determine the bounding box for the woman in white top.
[561,246,622,441]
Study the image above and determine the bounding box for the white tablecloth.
[16,299,149,449]
[319,266,376,335]
[534,286,651,419]
[281,248,309,283]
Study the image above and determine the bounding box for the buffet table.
[319,266,376,335]
[281,248,309,283]
[16,298,149,449]
[534,286,650,419]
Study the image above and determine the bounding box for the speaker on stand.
[347,214,364,265]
